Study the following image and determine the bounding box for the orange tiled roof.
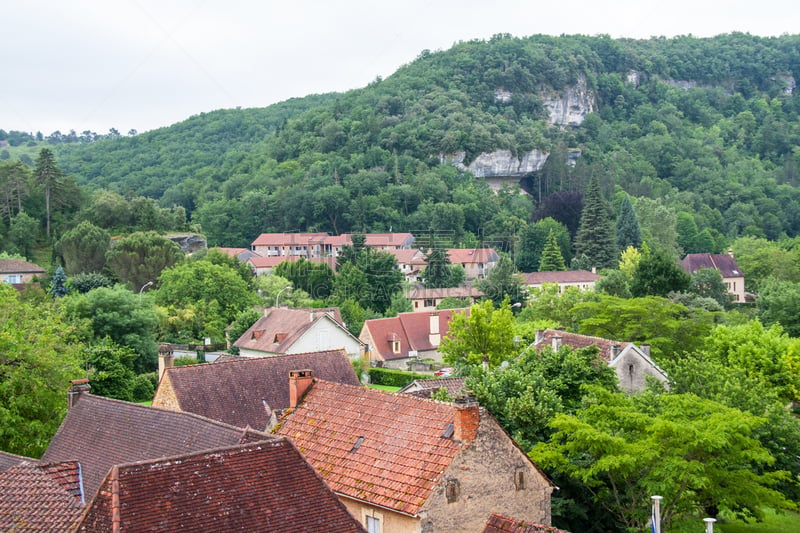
[534,329,631,362]
[276,381,465,515]
[484,513,571,533]
[361,308,468,361]
[446,248,499,265]
[251,232,330,247]
[521,270,601,284]
[233,307,350,354]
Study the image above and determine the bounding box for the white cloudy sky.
[1,0,797,135]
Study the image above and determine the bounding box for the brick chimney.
[610,344,622,359]
[289,369,315,408]
[429,312,441,346]
[453,398,479,442]
[535,329,545,343]
[551,335,562,351]
[158,343,174,382]
[68,379,90,409]
[640,343,651,357]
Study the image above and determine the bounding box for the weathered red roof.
[251,232,330,247]
[534,329,630,363]
[0,259,46,274]
[406,286,485,300]
[484,513,570,533]
[41,394,272,499]
[399,377,468,399]
[155,349,361,429]
[361,308,468,361]
[679,253,743,279]
[0,461,84,532]
[522,270,601,285]
[0,450,31,471]
[326,233,415,248]
[276,381,465,515]
[233,307,350,354]
[75,439,365,533]
[447,248,499,265]
[384,248,427,265]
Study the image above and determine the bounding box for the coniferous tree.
[616,195,642,250]
[33,148,63,238]
[50,266,69,297]
[573,176,617,269]
[538,229,567,271]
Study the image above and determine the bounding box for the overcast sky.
[2,0,797,135]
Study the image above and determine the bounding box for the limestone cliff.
[539,75,595,127]
[444,149,548,179]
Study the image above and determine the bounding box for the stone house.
[276,375,555,533]
[233,307,364,359]
[398,376,468,400]
[152,348,361,430]
[522,269,602,293]
[531,329,668,393]
[250,232,415,259]
[0,258,46,285]
[447,248,499,280]
[359,309,469,369]
[679,251,746,303]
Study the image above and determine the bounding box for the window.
[363,510,383,533]
[392,340,401,354]
[424,299,435,307]
[445,478,460,503]
[514,468,526,490]
[366,516,381,533]
[3,275,22,284]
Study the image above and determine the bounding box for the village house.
[522,269,602,293]
[213,246,260,262]
[406,286,484,312]
[531,329,668,393]
[0,258,46,287]
[447,248,499,280]
[73,439,366,533]
[233,307,364,358]
[359,308,468,369]
[324,232,416,256]
[276,375,555,533]
[249,232,415,259]
[679,251,746,303]
[152,348,361,430]
[384,248,428,283]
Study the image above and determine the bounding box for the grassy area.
[368,384,401,392]
[716,509,800,533]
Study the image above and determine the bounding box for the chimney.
[535,329,545,344]
[611,344,622,359]
[591,266,597,274]
[453,397,479,442]
[640,343,651,357]
[289,369,315,408]
[551,335,562,351]
[310,310,315,322]
[68,379,90,409]
[158,343,174,382]
[728,247,734,258]
[429,312,441,346]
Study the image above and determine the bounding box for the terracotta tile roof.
[0,449,31,471]
[484,513,571,533]
[0,461,84,532]
[251,232,330,247]
[41,394,272,499]
[326,233,415,248]
[213,247,259,260]
[0,259,46,274]
[233,307,350,353]
[276,380,466,516]
[384,248,427,265]
[680,253,744,278]
[447,248,499,265]
[155,349,361,429]
[361,308,468,361]
[75,439,365,533]
[406,286,484,300]
[534,329,630,363]
[522,270,601,284]
[247,254,338,271]
[399,377,468,399]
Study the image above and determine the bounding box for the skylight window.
[441,423,454,439]
[350,436,366,452]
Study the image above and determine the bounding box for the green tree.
[85,338,140,401]
[476,254,527,307]
[105,231,184,291]
[421,246,465,288]
[0,161,30,222]
[273,257,334,300]
[49,265,69,297]
[573,176,617,269]
[515,217,572,272]
[62,285,159,373]
[530,387,792,530]
[33,148,63,238]
[689,267,734,309]
[440,299,516,368]
[70,272,113,294]
[7,210,38,259]
[756,278,800,338]
[594,269,631,298]
[0,284,85,456]
[615,194,642,250]
[538,229,567,271]
[630,248,691,297]
[57,221,110,275]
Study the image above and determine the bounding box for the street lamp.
[275,285,292,307]
[139,281,154,301]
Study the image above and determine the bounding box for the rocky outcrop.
[444,149,549,178]
[540,76,595,126]
[167,233,207,253]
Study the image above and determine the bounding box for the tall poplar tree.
[615,194,642,250]
[538,229,567,271]
[573,176,617,269]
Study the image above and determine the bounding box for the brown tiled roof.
[0,461,84,532]
[679,253,744,279]
[155,349,361,429]
[0,259,46,274]
[534,329,630,363]
[0,449,31,471]
[251,232,330,247]
[522,270,601,284]
[361,308,468,361]
[213,247,259,260]
[447,248,499,265]
[384,248,427,265]
[326,233,415,248]
[233,307,350,353]
[75,439,365,533]
[399,377,468,399]
[41,394,272,499]
[276,380,465,516]
[484,513,570,533]
[406,286,484,300]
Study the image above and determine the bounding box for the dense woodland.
[3,33,800,531]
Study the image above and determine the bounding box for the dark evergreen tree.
[33,148,63,238]
[616,195,642,250]
[573,176,617,269]
[49,266,69,297]
[538,229,567,271]
[476,254,527,307]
